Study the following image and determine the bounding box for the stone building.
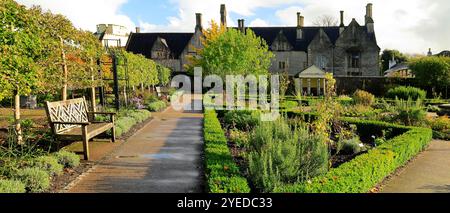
[95,24,131,48]
[126,3,380,77]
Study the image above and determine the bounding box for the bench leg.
[81,126,90,160]
[111,126,116,143]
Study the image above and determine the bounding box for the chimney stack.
[195,13,203,31]
[365,3,374,33]
[238,19,245,33]
[339,11,345,34]
[366,3,373,19]
[296,12,304,39]
[220,4,227,27]
[136,27,141,33]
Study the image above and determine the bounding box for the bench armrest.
[52,121,90,126]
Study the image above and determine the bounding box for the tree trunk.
[141,83,144,93]
[90,58,96,112]
[123,85,128,107]
[60,37,69,101]
[14,90,23,145]
[148,85,151,93]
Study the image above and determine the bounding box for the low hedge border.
[273,118,432,193]
[204,110,251,193]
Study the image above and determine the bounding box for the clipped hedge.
[273,120,432,193]
[204,110,251,193]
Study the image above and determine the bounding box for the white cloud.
[249,18,269,27]
[16,0,135,32]
[15,0,450,54]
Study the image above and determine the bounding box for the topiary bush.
[353,90,375,106]
[54,150,80,168]
[386,86,426,100]
[33,156,63,176]
[15,168,50,193]
[148,101,167,112]
[0,179,26,193]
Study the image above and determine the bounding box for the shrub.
[129,110,151,123]
[428,116,450,132]
[148,101,167,112]
[204,110,250,193]
[33,156,63,176]
[273,121,432,193]
[281,100,298,110]
[339,137,364,155]
[391,99,427,126]
[15,168,50,193]
[353,90,375,106]
[229,129,250,148]
[54,150,80,168]
[223,110,260,131]
[0,179,26,193]
[386,86,426,100]
[248,118,328,192]
[116,117,136,135]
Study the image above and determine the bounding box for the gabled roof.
[126,32,194,59]
[384,62,409,75]
[246,27,341,52]
[297,65,327,78]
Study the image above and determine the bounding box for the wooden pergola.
[296,65,329,96]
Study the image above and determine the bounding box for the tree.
[195,22,273,79]
[381,49,409,71]
[158,64,171,87]
[312,15,338,27]
[409,56,450,93]
[0,0,43,144]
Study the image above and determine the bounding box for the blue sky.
[16,0,450,54]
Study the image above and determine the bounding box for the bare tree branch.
[312,15,339,27]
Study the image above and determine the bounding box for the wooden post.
[112,56,120,110]
[111,115,116,143]
[81,126,89,160]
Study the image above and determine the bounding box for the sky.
[16,0,450,55]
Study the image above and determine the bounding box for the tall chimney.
[195,13,203,31]
[220,4,227,27]
[365,3,374,33]
[296,12,304,39]
[339,11,345,34]
[238,19,245,33]
[366,3,373,18]
[136,27,141,33]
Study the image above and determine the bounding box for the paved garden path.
[381,140,450,193]
[67,95,204,193]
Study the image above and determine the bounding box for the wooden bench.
[45,98,116,160]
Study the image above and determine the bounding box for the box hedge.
[204,110,251,193]
[273,119,432,193]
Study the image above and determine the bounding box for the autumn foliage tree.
[0,0,44,144]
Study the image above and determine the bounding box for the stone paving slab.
[381,140,450,193]
[67,96,204,193]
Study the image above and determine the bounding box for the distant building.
[95,24,130,48]
[384,55,413,78]
[126,4,380,76]
[427,48,450,57]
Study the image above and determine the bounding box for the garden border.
[203,110,250,193]
[273,114,433,193]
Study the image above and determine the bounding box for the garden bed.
[211,109,432,193]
